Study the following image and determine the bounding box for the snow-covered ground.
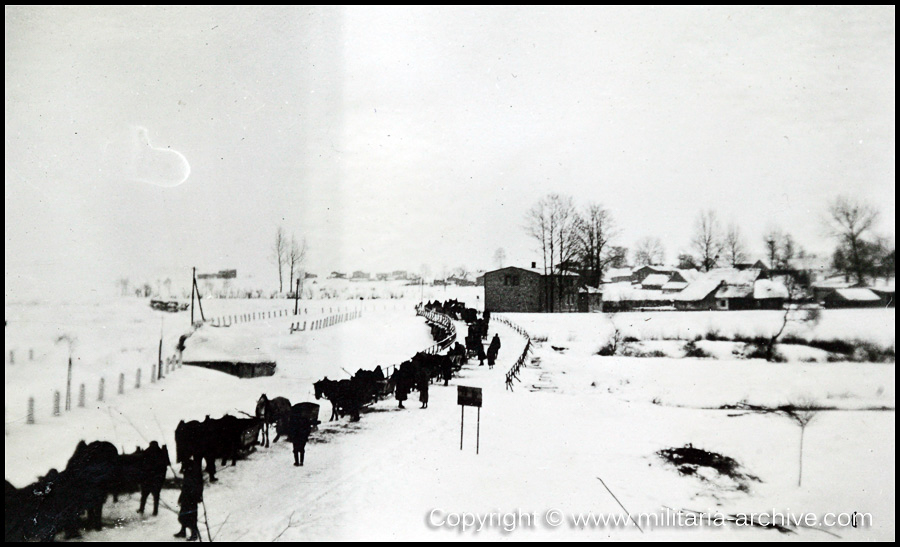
[5,301,895,541]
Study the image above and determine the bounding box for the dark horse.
[256,394,291,448]
[313,378,361,421]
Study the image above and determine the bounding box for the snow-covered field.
[4,299,895,541]
[515,309,896,350]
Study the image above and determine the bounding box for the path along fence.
[493,315,533,391]
[374,305,459,381]
[414,304,457,355]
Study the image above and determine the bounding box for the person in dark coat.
[418,375,429,409]
[476,340,486,366]
[175,457,203,541]
[396,378,408,409]
[288,410,312,467]
[487,334,501,369]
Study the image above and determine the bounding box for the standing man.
[487,333,501,369]
[288,405,312,467]
[174,457,203,542]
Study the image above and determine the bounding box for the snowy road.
[7,310,895,541]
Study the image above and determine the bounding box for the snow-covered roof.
[601,282,668,302]
[715,284,753,299]
[675,268,762,301]
[673,269,701,283]
[674,278,723,301]
[578,286,603,294]
[833,288,881,301]
[754,279,789,299]
[661,281,688,291]
[641,274,670,287]
[604,267,632,280]
[812,277,853,289]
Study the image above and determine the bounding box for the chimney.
[531,261,536,268]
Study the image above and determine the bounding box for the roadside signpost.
[457,385,482,454]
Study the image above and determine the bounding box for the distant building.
[197,269,237,280]
[632,265,674,285]
[675,268,766,311]
[603,268,633,283]
[640,273,670,290]
[328,271,347,279]
[351,271,371,281]
[376,273,389,281]
[446,273,477,286]
[821,288,883,308]
[577,286,603,312]
[483,264,579,313]
[735,260,769,271]
[304,272,318,279]
[390,270,409,281]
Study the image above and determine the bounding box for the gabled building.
[675,268,765,310]
[483,264,580,313]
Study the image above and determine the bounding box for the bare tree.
[763,227,782,269]
[691,210,723,272]
[762,278,821,361]
[782,400,820,487]
[272,226,287,293]
[574,203,616,286]
[826,196,880,285]
[633,236,665,266]
[493,248,507,269]
[723,223,747,266]
[288,236,307,296]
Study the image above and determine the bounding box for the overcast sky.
[5,6,895,299]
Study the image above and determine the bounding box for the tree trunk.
[798,425,805,487]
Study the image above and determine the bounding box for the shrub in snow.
[682,340,710,359]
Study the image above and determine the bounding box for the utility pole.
[294,278,300,315]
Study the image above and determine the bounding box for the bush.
[743,342,786,363]
[682,340,710,359]
[597,343,617,356]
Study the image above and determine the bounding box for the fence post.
[27,397,35,424]
[136,368,142,389]
[119,372,125,394]
[29,348,34,361]
[8,349,13,364]
[78,384,86,408]
[53,391,61,416]
[151,365,157,383]
[98,377,105,401]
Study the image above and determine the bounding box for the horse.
[314,378,362,421]
[256,394,292,447]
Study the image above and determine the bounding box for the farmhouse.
[483,264,579,313]
[675,268,765,310]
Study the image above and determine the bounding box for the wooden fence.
[493,315,533,391]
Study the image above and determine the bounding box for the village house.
[483,263,579,313]
[350,271,371,281]
[820,288,883,308]
[674,268,778,311]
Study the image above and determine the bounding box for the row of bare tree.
[272,226,308,295]
[524,194,893,304]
